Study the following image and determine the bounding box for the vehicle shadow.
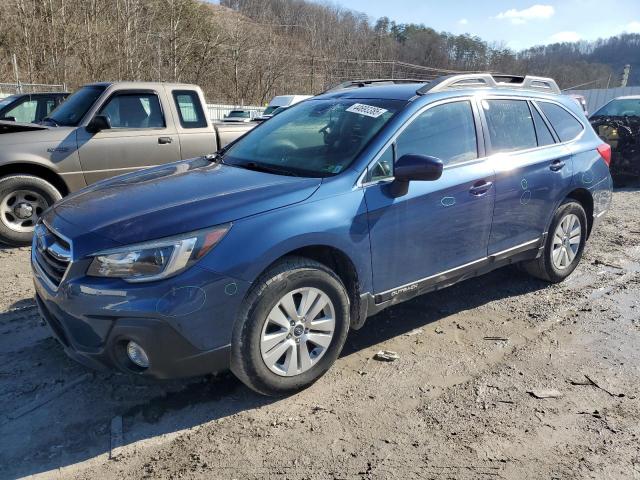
[0,265,547,479]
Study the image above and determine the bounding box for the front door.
[364,99,496,295]
[76,90,181,184]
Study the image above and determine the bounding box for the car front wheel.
[0,174,62,246]
[230,256,350,396]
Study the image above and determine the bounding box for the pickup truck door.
[76,89,181,184]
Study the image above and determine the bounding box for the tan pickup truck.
[0,82,254,245]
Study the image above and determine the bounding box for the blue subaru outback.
[32,74,613,396]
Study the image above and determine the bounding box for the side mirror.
[86,115,111,134]
[394,154,443,182]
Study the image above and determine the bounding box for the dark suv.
[32,74,613,396]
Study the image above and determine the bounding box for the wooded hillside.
[0,0,635,104]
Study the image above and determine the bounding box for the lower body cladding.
[32,256,250,379]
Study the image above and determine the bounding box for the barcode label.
[345,103,388,118]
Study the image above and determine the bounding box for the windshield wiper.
[235,161,299,177]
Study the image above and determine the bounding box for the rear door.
[76,89,181,183]
[482,97,574,255]
[364,98,496,294]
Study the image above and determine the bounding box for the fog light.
[126,341,149,368]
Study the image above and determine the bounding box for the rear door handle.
[469,180,493,196]
[550,159,566,171]
[158,136,173,144]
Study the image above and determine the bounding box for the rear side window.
[530,104,555,146]
[395,100,478,165]
[537,102,583,142]
[482,99,537,153]
[173,90,207,128]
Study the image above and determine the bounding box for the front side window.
[483,99,537,153]
[223,98,404,177]
[537,101,583,142]
[396,100,478,165]
[173,90,207,128]
[98,92,165,129]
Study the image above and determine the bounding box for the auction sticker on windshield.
[346,103,388,118]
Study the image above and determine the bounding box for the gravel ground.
[1,186,639,480]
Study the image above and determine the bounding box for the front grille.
[34,223,71,287]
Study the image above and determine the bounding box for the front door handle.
[469,180,493,196]
[550,159,566,171]
[158,136,173,144]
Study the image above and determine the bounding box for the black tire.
[230,256,350,396]
[521,199,588,283]
[0,174,62,247]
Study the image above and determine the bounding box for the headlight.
[87,224,230,282]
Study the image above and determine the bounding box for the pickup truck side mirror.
[86,115,111,134]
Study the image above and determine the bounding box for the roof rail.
[416,73,561,95]
[324,78,429,93]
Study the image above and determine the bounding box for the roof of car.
[317,83,427,101]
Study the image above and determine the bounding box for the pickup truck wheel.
[0,175,62,246]
[521,200,587,283]
[230,256,350,396]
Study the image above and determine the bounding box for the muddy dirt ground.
[1,186,640,480]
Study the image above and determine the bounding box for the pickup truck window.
[173,90,207,128]
[46,85,106,126]
[223,98,404,177]
[98,92,165,129]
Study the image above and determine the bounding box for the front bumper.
[32,250,250,379]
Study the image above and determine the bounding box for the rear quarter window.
[173,90,207,128]
[537,101,584,142]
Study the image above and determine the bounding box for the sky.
[310,0,640,50]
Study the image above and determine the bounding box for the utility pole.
[621,64,631,87]
[12,54,21,93]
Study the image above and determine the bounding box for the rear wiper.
[236,161,299,177]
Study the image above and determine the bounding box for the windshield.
[262,106,279,116]
[592,98,640,117]
[45,85,106,126]
[223,98,404,177]
[0,95,18,110]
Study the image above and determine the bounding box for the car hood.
[0,120,50,135]
[50,157,322,245]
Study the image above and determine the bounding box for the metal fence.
[568,87,640,114]
[0,82,67,97]
[206,103,264,122]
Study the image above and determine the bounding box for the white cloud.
[496,4,555,25]
[458,18,469,25]
[549,31,581,43]
[626,21,640,33]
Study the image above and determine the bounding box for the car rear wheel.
[230,256,350,396]
[522,199,587,283]
[0,175,62,246]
